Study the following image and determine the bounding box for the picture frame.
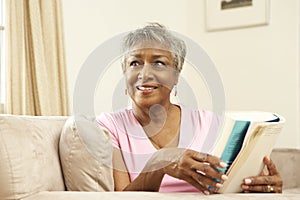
[205,0,270,31]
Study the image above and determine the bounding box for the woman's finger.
[243,175,282,186]
[165,150,227,193]
[190,169,224,189]
[182,173,211,195]
[192,152,227,168]
[190,162,228,183]
[241,184,282,193]
[263,156,279,176]
[167,161,212,194]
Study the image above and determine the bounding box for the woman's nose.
[138,63,154,80]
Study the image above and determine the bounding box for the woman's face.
[124,45,179,109]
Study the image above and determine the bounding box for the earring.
[174,85,177,96]
[125,89,128,95]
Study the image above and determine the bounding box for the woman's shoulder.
[97,108,135,125]
[179,105,221,125]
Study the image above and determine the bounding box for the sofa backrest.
[270,148,300,189]
[0,115,67,200]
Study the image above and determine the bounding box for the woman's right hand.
[160,148,228,194]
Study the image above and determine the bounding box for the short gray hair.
[121,23,186,73]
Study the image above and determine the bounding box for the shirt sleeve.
[197,110,222,154]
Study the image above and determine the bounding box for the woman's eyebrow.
[127,52,171,60]
[128,54,142,58]
[151,55,171,61]
[151,55,169,59]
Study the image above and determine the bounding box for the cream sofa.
[0,114,299,200]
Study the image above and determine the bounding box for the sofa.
[0,114,299,200]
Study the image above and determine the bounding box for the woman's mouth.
[136,85,158,92]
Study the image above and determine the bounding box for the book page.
[218,121,284,193]
[242,114,281,148]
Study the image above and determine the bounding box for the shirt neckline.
[129,104,184,151]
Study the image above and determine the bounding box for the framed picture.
[205,0,270,31]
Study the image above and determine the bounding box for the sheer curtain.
[6,0,69,115]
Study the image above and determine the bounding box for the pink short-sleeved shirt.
[97,105,220,192]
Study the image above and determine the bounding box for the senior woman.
[97,23,282,194]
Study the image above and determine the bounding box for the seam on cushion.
[57,155,67,190]
[0,123,16,198]
[96,164,111,191]
[59,120,72,190]
[65,119,78,190]
[57,130,67,190]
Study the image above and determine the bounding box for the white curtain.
[6,0,69,115]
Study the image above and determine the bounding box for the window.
[0,0,6,107]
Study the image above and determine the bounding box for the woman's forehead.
[129,40,171,52]
[126,41,174,58]
[127,48,173,57]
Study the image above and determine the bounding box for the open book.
[211,111,285,193]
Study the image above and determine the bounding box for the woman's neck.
[133,103,181,149]
[133,103,173,127]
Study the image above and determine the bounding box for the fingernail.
[220,162,227,168]
[216,183,223,188]
[244,178,251,184]
[221,174,228,181]
[204,190,210,195]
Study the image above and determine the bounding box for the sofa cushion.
[0,115,67,200]
[59,115,114,191]
[20,191,300,200]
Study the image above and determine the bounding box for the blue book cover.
[220,120,250,174]
[219,114,280,174]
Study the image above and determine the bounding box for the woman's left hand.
[241,156,283,193]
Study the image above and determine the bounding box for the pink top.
[97,105,220,192]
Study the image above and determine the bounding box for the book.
[211,111,285,193]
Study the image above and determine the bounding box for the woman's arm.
[113,147,228,193]
[113,148,165,191]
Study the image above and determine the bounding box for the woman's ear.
[173,84,178,96]
[174,70,180,85]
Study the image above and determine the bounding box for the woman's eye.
[129,61,143,69]
[153,61,165,67]
[130,61,140,67]
[152,61,167,69]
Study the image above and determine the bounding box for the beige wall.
[62,0,299,149]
